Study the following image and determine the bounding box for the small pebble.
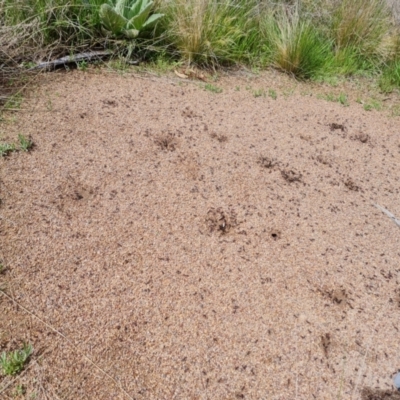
[394,372,400,391]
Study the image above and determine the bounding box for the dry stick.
[0,290,134,400]
[374,203,400,228]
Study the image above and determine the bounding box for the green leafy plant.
[0,143,16,157]
[0,344,33,376]
[99,0,164,39]
[77,60,88,71]
[18,134,33,152]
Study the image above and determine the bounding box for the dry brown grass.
[332,0,393,56]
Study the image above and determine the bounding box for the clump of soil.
[210,132,228,143]
[318,286,352,308]
[155,133,178,151]
[344,178,360,191]
[258,156,277,169]
[281,168,302,182]
[321,333,332,357]
[206,207,237,234]
[353,132,369,143]
[329,122,346,132]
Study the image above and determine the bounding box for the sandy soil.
[1,68,400,400]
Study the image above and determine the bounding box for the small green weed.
[204,83,222,93]
[268,89,277,100]
[46,98,53,111]
[0,142,16,157]
[77,60,88,71]
[14,384,26,396]
[22,61,37,69]
[391,105,400,117]
[253,88,265,97]
[363,99,382,111]
[318,92,349,106]
[282,88,295,98]
[18,134,33,152]
[318,93,334,101]
[338,93,349,106]
[4,94,22,110]
[0,344,33,376]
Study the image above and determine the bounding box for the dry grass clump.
[331,0,393,57]
[161,0,259,65]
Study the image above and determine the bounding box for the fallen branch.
[29,50,113,71]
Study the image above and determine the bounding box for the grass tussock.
[261,7,331,79]
[161,0,259,66]
[331,0,392,57]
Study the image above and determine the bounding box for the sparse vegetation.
[337,92,349,106]
[0,142,16,157]
[318,92,349,106]
[379,58,400,93]
[0,135,33,156]
[0,344,33,376]
[253,88,265,97]
[364,99,382,111]
[204,83,222,93]
[268,88,277,99]
[18,134,33,152]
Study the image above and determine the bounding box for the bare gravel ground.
[1,68,400,400]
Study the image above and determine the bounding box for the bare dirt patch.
[1,69,400,399]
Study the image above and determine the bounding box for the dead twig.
[374,203,400,228]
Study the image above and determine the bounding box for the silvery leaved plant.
[99,0,164,39]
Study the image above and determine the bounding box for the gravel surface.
[1,69,400,399]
